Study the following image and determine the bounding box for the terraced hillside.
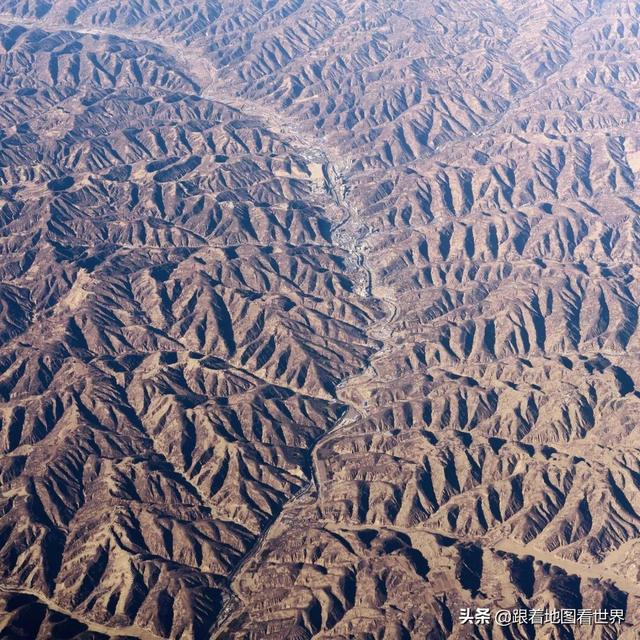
[1,1,640,639]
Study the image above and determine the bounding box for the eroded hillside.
[1,1,640,639]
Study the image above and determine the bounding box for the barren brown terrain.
[1,1,640,638]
